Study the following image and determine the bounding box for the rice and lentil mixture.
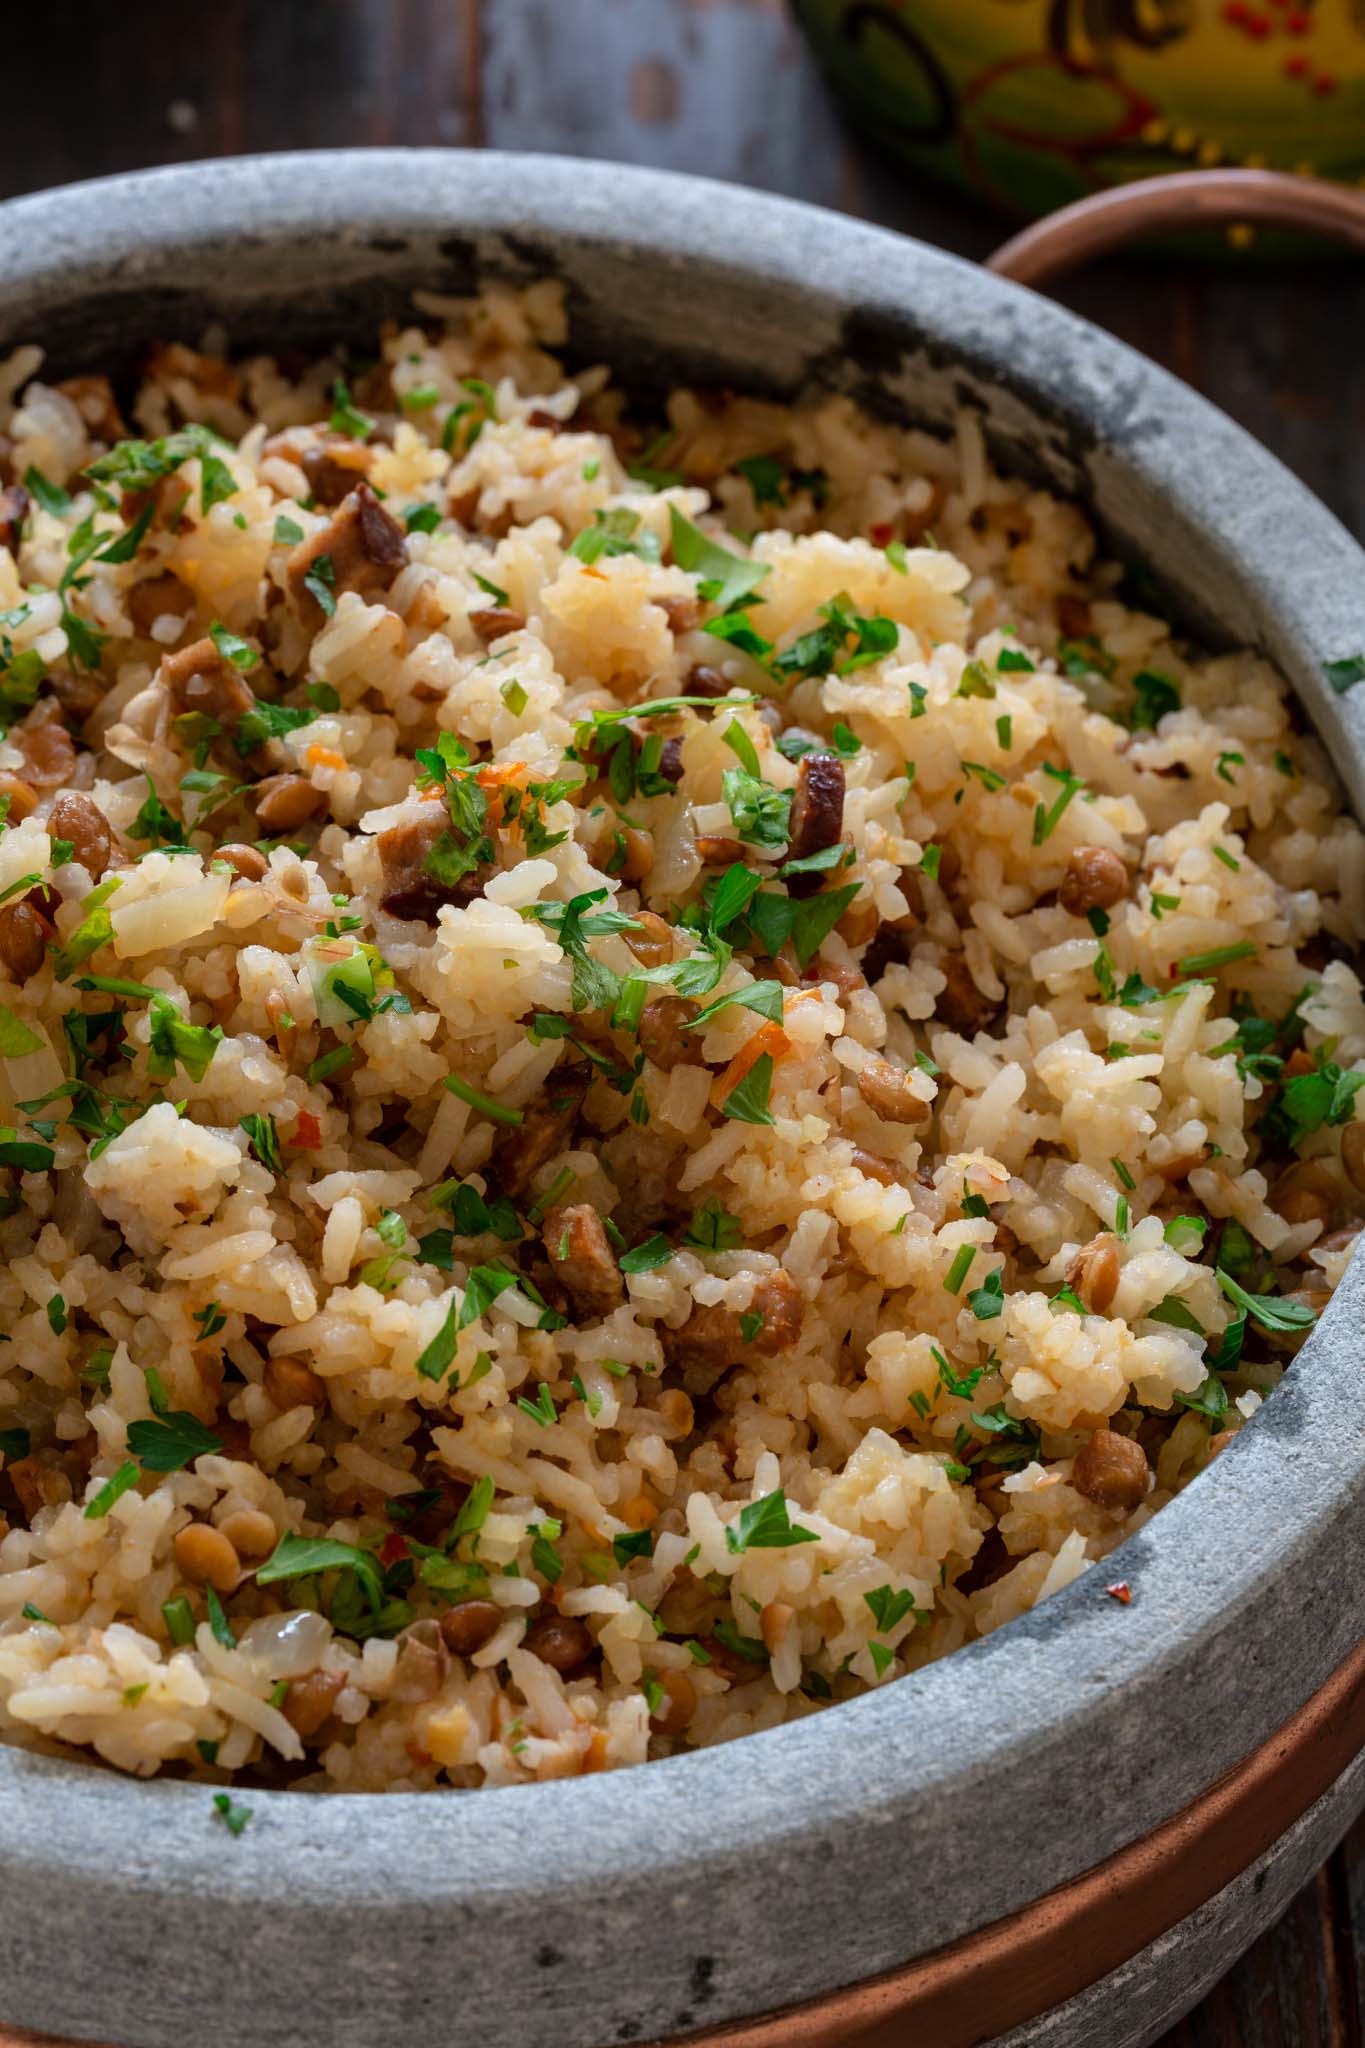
[0,283,1360,1795]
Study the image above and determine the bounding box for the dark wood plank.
[0,9,1358,2044]
[480,0,849,205]
[1342,1811,1365,2034]
[478,0,1365,541]
[1157,1858,1359,2048]
[0,0,484,193]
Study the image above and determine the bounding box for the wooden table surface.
[0,3,1361,2043]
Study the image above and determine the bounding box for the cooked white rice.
[0,284,1360,1794]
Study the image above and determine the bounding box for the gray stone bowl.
[0,151,1362,2048]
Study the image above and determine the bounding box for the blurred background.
[10,0,1365,543]
[6,1,1364,2039]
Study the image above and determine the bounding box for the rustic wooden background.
[0,2,1361,2043]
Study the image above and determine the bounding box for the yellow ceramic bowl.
[793,0,1365,223]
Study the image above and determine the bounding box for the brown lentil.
[649,1668,697,1736]
[253,773,325,834]
[760,1601,794,1653]
[522,1613,594,1675]
[1340,1121,1365,1195]
[616,827,653,883]
[936,953,1001,1036]
[850,1147,902,1187]
[856,1057,930,1124]
[173,1522,241,1593]
[282,1668,345,1738]
[216,843,269,881]
[656,1388,695,1437]
[624,909,674,968]
[1067,1232,1122,1314]
[263,1354,326,1412]
[216,1509,277,1560]
[15,722,76,789]
[1071,1429,1150,1512]
[639,995,700,1072]
[439,1600,504,1657]
[390,1619,450,1703]
[1058,846,1129,917]
[0,900,47,983]
[0,773,38,823]
[1271,1160,1337,1230]
[471,605,526,642]
[46,792,111,880]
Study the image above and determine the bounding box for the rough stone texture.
[0,152,1360,2048]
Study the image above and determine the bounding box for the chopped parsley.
[257,1531,383,1610]
[1174,942,1258,977]
[1129,669,1181,730]
[721,1052,775,1126]
[735,454,787,507]
[0,1005,42,1059]
[1032,763,1086,845]
[208,621,258,673]
[329,377,374,441]
[618,1234,673,1274]
[722,766,791,850]
[965,1268,1004,1321]
[943,1245,976,1295]
[23,465,70,516]
[745,881,860,969]
[724,1487,818,1555]
[668,507,770,614]
[1258,1058,1364,1151]
[239,1112,282,1173]
[83,1461,140,1519]
[517,1382,558,1427]
[233,700,316,756]
[684,1198,742,1251]
[211,1793,253,1837]
[523,889,642,1013]
[771,592,897,682]
[1216,1267,1317,1332]
[569,506,660,567]
[303,553,337,618]
[864,1585,917,1632]
[127,1411,223,1473]
[612,1526,655,1567]
[147,996,222,1084]
[162,1595,196,1647]
[442,1074,524,1126]
[686,980,784,1031]
[1323,654,1365,694]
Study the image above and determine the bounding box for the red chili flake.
[1283,52,1309,75]
[1313,72,1337,95]
[1286,7,1311,27]
[1244,13,1271,37]
[290,1109,323,1150]
[869,522,894,546]
[1105,1581,1133,1605]
[378,1531,409,1567]
[1221,0,1248,20]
